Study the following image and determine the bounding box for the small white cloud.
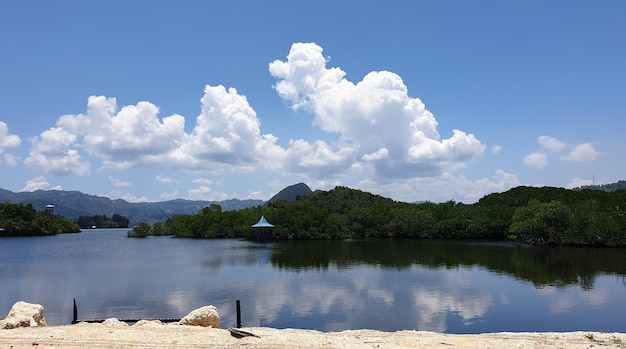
[492,169,522,188]
[158,191,180,201]
[566,177,602,189]
[268,180,287,191]
[538,135,566,152]
[186,185,230,201]
[562,143,600,162]
[245,190,269,201]
[3,153,19,166]
[491,145,501,154]
[108,176,132,187]
[107,191,150,203]
[192,178,214,185]
[308,179,342,192]
[20,176,55,192]
[524,152,548,169]
[156,175,174,184]
[0,121,21,152]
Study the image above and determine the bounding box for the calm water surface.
[1,229,625,333]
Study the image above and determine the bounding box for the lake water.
[1,229,625,333]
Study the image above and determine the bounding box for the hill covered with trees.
[267,183,313,203]
[0,202,81,236]
[573,180,626,192]
[134,185,626,247]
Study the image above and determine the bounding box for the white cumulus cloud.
[525,136,600,170]
[26,88,284,174]
[21,42,488,195]
[0,121,21,149]
[562,143,600,162]
[108,191,150,203]
[24,127,90,176]
[566,177,597,189]
[178,85,285,171]
[158,191,180,201]
[538,135,566,152]
[186,185,229,201]
[3,154,18,166]
[269,42,485,179]
[156,175,174,184]
[81,96,187,169]
[20,176,62,192]
[193,178,217,185]
[524,152,548,169]
[108,176,132,187]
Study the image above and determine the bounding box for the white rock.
[179,305,220,328]
[102,318,129,327]
[133,319,163,327]
[0,301,46,329]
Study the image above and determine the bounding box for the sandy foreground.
[1,323,625,349]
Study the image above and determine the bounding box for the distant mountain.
[267,183,313,203]
[0,188,263,225]
[573,180,626,192]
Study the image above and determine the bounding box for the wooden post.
[236,299,242,328]
[72,298,78,324]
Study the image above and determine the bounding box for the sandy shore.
[1,322,625,349]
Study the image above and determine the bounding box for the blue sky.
[1,1,624,203]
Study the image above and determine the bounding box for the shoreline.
[1,323,625,348]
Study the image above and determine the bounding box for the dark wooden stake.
[236,299,242,328]
[72,298,78,324]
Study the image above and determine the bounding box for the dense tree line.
[75,214,129,229]
[132,186,626,247]
[0,202,81,236]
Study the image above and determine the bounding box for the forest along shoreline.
[3,183,626,247]
[132,185,626,247]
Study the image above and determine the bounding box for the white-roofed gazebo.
[251,215,274,239]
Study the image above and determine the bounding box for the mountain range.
[3,180,624,226]
[0,183,314,226]
[0,188,262,225]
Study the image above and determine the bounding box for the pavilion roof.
[251,215,274,228]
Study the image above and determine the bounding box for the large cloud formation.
[23,42,485,189]
[25,88,283,175]
[270,42,485,178]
